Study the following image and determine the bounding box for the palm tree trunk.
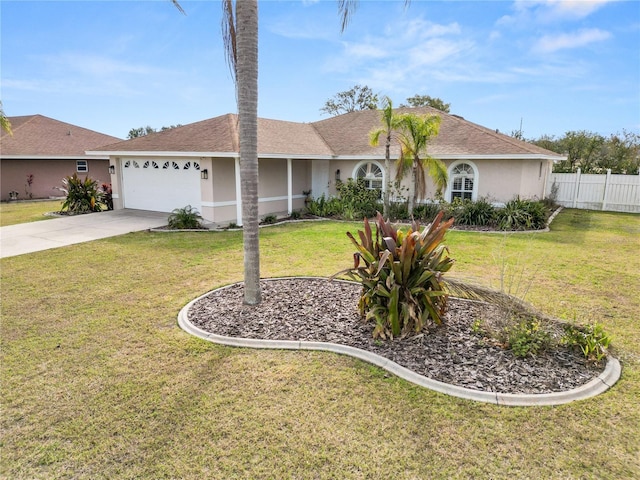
[236,0,261,305]
[383,131,391,218]
[408,163,416,216]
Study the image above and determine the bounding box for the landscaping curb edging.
[177,276,621,407]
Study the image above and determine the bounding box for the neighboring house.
[90,107,564,225]
[0,115,121,201]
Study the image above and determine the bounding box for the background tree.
[369,96,399,217]
[394,113,446,216]
[127,124,182,139]
[560,130,604,172]
[529,130,639,174]
[400,94,450,113]
[127,125,156,139]
[1,101,12,136]
[596,130,640,174]
[321,84,379,116]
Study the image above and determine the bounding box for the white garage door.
[121,159,201,212]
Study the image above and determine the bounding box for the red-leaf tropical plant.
[333,211,455,339]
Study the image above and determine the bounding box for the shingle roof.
[92,108,562,159]
[97,114,334,156]
[1,114,121,157]
[312,106,560,157]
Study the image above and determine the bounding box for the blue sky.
[2,0,639,140]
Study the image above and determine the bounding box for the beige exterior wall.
[258,158,286,198]
[322,158,551,205]
[447,159,549,203]
[1,158,109,201]
[198,157,312,225]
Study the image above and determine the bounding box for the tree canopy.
[529,130,640,175]
[394,112,446,215]
[321,84,379,116]
[400,94,450,113]
[127,124,182,139]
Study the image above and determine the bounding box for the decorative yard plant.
[168,205,203,229]
[334,212,455,339]
[60,173,104,213]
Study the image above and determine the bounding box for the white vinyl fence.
[547,169,640,213]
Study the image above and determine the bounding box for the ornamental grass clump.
[334,211,455,339]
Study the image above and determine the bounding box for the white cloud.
[42,53,170,77]
[343,41,389,60]
[533,28,612,53]
[499,0,616,25]
[408,38,473,68]
[536,0,615,20]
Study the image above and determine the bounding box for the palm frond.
[170,0,185,15]
[338,0,359,33]
[442,278,554,322]
[221,0,237,81]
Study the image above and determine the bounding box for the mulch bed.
[187,277,603,395]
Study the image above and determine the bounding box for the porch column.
[235,157,242,226]
[287,158,293,214]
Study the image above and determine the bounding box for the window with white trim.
[450,163,474,201]
[354,161,383,194]
[76,160,88,173]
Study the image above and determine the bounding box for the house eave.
[1,154,110,160]
[432,153,567,161]
[89,150,335,160]
[86,151,566,162]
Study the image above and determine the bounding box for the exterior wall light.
[201,169,208,180]
[335,169,340,181]
[108,165,115,174]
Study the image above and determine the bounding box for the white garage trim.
[121,158,202,212]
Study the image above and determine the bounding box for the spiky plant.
[60,173,103,214]
[334,211,455,339]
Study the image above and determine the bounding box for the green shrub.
[413,202,442,223]
[522,199,548,229]
[167,205,203,229]
[334,211,455,339]
[262,214,278,224]
[60,173,104,213]
[496,197,548,230]
[388,201,409,221]
[439,198,465,222]
[562,323,611,363]
[457,198,496,226]
[305,194,343,217]
[289,210,302,220]
[506,318,552,358]
[336,178,381,219]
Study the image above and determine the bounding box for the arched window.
[449,162,475,201]
[353,161,383,193]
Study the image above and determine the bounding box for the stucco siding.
[259,159,287,198]
[469,160,518,201]
[211,158,237,203]
[1,158,109,201]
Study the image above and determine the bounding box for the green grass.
[1,209,639,479]
[0,199,63,226]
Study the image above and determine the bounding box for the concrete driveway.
[0,209,168,258]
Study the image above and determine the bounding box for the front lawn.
[1,209,638,478]
[0,199,63,226]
